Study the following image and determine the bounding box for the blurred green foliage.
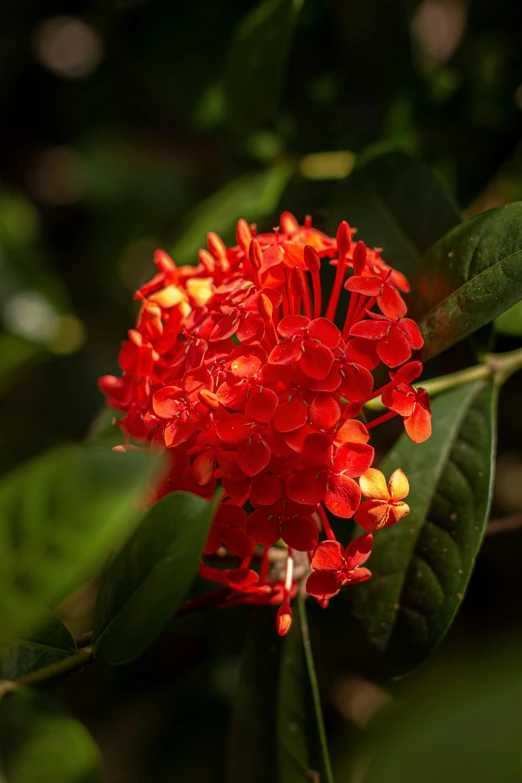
[2,0,522,781]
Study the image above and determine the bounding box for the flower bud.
[249,239,264,271]
[280,211,299,233]
[276,603,293,636]
[207,231,227,260]
[257,293,274,323]
[353,240,367,275]
[304,245,321,273]
[236,218,252,252]
[336,220,352,258]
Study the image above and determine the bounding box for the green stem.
[298,593,334,783]
[0,648,94,699]
[365,347,522,411]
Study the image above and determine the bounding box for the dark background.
[2,1,522,780]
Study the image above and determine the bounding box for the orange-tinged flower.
[355,468,410,532]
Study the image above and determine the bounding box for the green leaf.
[0,688,102,782]
[92,491,219,665]
[278,594,333,783]
[329,150,460,276]
[494,300,522,336]
[415,203,522,359]
[0,445,158,649]
[224,0,303,131]
[172,165,292,265]
[364,648,522,783]
[0,609,76,681]
[228,610,281,783]
[349,379,497,677]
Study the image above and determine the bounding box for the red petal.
[246,386,278,424]
[199,565,259,589]
[282,243,307,269]
[311,540,344,571]
[223,527,256,557]
[152,386,183,419]
[164,416,194,447]
[300,341,334,380]
[345,275,381,296]
[217,381,248,411]
[344,532,373,569]
[229,352,262,378]
[210,311,239,342]
[301,432,333,468]
[346,567,372,584]
[308,318,341,348]
[382,384,416,416]
[309,395,341,431]
[405,395,432,443]
[393,360,423,385]
[399,318,424,350]
[281,516,318,551]
[245,510,280,546]
[286,469,327,506]
[277,315,309,339]
[237,314,265,344]
[345,338,380,370]
[378,284,407,318]
[340,363,374,401]
[306,570,341,600]
[203,526,223,555]
[334,442,374,477]
[377,326,411,367]
[325,474,361,518]
[335,418,370,445]
[354,500,389,531]
[268,340,302,366]
[237,438,271,476]
[349,319,389,340]
[216,413,250,445]
[273,395,309,433]
[250,473,284,507]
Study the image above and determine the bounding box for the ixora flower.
[99,211,432,635]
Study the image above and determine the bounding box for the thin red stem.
[342,291,359,340]
[311,270,322,318]
[326,253,348,322]
[318,504,337,541]
[366,409,399,429]
[302,274,312,319]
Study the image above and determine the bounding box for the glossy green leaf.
[416,203,522,359]
[0,688,102,782]
[0,446,158,649]
[0,609,76,681]
[172,165,292,265]
[364,649,522,783]
[329,150,460,276]
[228,610,281,783]
[93,490,219,665]
[278,594,333,783]
[224,0,303,131]
[349,379,497,677]
[494,300,522,336]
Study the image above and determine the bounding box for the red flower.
[268,316,340,380]
[349,312,424,367]
[355,468,410,531]
[246,495,318,551]
[306,534,373,601]
[382,381,432,443]
[204,504,254,558]
[100,210,430,631]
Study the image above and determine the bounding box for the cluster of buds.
[99,212,432,635]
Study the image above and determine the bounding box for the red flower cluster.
[99,212,431,635]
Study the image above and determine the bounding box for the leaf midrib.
[382,381,483,652]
